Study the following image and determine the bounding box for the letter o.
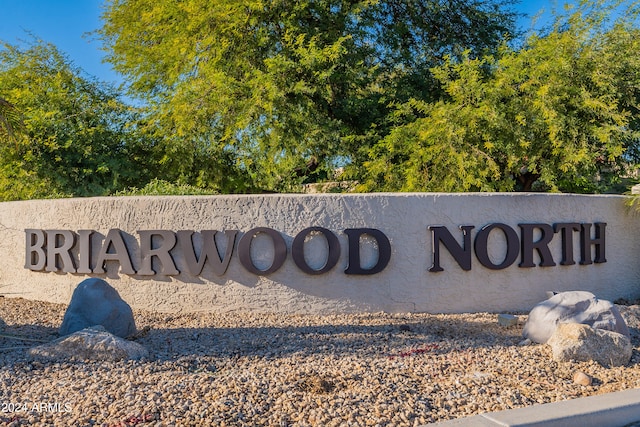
[238,227,287,275]
[292,227,341,275]
[474,223,519,270]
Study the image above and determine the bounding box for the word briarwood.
[25,227,391,276]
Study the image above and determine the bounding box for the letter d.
[344,228,391,275]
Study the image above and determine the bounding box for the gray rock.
[522,291,629,344]
[497,313,518,327]
[30,325,148,361]
[59,278,136,338]
[547,323,632,367]
[616,304,640,342]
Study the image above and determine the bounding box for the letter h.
[580,222,606,265]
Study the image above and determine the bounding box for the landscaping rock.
[547,323,632,367]
[573,370,592,386]
[30,325,148,362]
[522,291,629,344]
[615,304,640,341]
[59,278,136,338]
[497,314,518,327]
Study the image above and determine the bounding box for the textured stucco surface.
[1,193,638,313]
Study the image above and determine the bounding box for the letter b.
[25,229,46,270]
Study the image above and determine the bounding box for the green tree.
[359,1,640,193]
[99,0,517,192]
[0,41,152,200]
[0,96,23,141]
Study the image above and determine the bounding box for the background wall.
[1,193,638,313]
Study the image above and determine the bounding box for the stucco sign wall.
[1,193,639,313]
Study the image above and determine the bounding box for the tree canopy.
[0,42,152,200]
[359,1,640,192]
[0,97,23,142]
[99,0,518,192]
[1,0,639,199]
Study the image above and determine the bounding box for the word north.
[24,227,392,277]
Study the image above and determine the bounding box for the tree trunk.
[517,172,540,192]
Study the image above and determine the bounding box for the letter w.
[178,230,238,276]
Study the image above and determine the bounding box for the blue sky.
[0,0,556,86]
[0,0,120,83]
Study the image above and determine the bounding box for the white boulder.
[547,323,632,367]
[522,291,629,344]
[30,325,148,362]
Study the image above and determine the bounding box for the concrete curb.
[426,388,640,426]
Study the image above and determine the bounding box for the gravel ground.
[1,297,640,427]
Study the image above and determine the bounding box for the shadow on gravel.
[0,323,58,363]
[4,305,640,368]
[0,310,527,365]
[122,304,640,365]
[128,315,526,361]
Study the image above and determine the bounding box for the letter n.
[428,225,474,272]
